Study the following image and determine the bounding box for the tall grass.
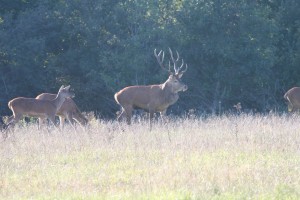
[0,114,299,199]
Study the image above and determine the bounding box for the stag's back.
[114,85,163,108]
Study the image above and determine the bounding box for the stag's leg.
[149,111,155,131]
[117,108,126,122]
[160,110,171,142]
[38,118,42,130]
[123,105,133,125]
[12,114,22,125]
[117,106,133,125]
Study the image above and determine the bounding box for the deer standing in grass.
[35,93,88,128]
[6,85,74,129]
[114,48,188,129]
[284,87,300,112]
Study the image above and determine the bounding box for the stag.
[5,85,74,129]
[36,93,88,128]
[284,87,300,112]
[114,48,188,129]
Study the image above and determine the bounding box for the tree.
[176,0,278,113]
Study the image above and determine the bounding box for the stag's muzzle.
[182,85,188,92]
[70,92,75,98]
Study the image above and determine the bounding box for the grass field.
[0,114,299,199]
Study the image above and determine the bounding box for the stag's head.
[154,48,188,93]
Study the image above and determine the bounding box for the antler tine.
[169,48,182,73]
[178,59,184,72]
[175,50,180,62]
[175,51,181,73]
[168,47,179,61]
[157,49,163,58]
[168,60,171,72]
[157,50,165,64]
[180,64,188,74]
[154,49,170,73]
[168,47,174,60]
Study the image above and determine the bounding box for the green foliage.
[0,0,299,117]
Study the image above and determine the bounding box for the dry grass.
[0,113,299,199]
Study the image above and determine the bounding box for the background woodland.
[0,0,299,118]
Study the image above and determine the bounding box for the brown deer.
[6,85,74,129]
[35,93,88,128]
[284,87,300,112]
[114,48,188,128]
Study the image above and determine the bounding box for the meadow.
[0,113,299,199]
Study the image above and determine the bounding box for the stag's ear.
[59,85,65,91]
[177,72,183,78]
[64,85,71,90]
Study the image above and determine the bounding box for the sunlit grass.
[0,113,299,199]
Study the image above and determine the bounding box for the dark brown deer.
[114,48,188,129]
[36,93,88,128]
[284,87,300,112]
[6,85,74,129]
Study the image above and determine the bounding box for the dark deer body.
[284,87,300,112]
[114,48,188,128]
[36,93,88,128]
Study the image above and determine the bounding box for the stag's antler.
[154,49,171,74]
[178,63,188,74]
[168,48,188,75]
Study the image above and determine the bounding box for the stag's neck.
[161,83,179,106]
[53,94,66,112]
